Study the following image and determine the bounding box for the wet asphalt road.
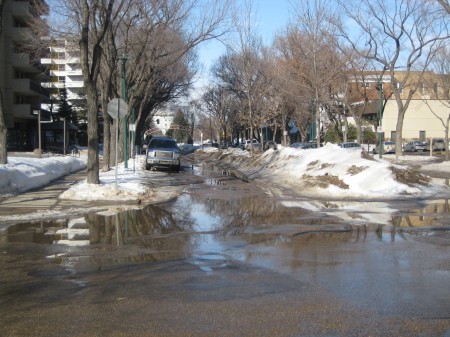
[1,155,450,336]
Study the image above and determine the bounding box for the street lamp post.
[33,110,42,158]
[311,99,315,142]
[120,53,128,168]
[378,80,383,159]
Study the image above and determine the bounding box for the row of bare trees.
[197,0,449,157]
[69,0,233,183]
[0,0,448,172]
[0,0,233,180]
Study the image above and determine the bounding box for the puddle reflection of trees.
[85,203,192,255]
[83,197,450,253]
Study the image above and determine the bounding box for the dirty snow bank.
[198,144,449,200]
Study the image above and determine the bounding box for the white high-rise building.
[41,38,85,114]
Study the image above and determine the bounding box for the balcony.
[65,81,84,88]
[66,69,82,76]
[11,2,31,19]
[40,58,66,65]
[41,82,65,89]
[12,53,47,74]
[11,0,50,18]
[67,93,86,101]
[13,79,49,97]
[11,27,31,42]
[66,56,81,64]
[11,104,50,120]
[49,70,66,77]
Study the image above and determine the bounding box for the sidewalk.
[0,167,87,217]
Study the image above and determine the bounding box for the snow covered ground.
[1,144,449,204]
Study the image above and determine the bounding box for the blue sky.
[194,0,291,91]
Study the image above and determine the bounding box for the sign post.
[107,98,128,185]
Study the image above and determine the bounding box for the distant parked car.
[264,141,278,151]
[426,138,445,152]
[291,142,321,149]
[178,143,195,154]
[403,140,426,152]
[145,137,180,172]
[338,142,362,150]
[373,141,396,154]
[240,139,261,150]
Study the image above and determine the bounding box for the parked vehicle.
[240,139,261,150]
[403,140,426,152]
[426,138,445,152]
[338,142,362,150]
[373,141,396,154]
[145,137,180,172]
[291,142,321,149]
[264,141,278,151]
[178,143,195,154]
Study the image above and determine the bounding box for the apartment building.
[41,38,85,148]
[41,38,84,110]
[349,71,450,141]
[0,0,50,151]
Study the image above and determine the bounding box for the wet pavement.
[1,158,450,336]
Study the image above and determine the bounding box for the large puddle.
[2,191,449,259]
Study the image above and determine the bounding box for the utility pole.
[378,80,383,159]
[120,53,128,168]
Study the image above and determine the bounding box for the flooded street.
[1,162,450,336]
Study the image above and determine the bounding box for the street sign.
[129,123,136,132]
[377,126,383,133]
[107,98,127,120]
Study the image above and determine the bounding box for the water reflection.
[1,195,449,265]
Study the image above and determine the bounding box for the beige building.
[0,0,50,151]
[349,71,450,141]
[383,99,449,140]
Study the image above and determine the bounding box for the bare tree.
[79,0,117,184]
[202,85,232,144]
[226,1,266,150]
[438,0,450,14]
[280,0,343,147]
[98,0,233,164]
[336,0,450,156]
[0,0,5,164]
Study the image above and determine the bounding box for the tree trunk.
[85,83,100,184]
[395,107,405,157]
[102,91,111,172]
[355,117,362,144]
[0,89,7,164]
[445,118,449,161]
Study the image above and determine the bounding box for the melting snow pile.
[199,143,448,200]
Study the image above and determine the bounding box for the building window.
[364,82,370,88]
[433,83,438,97]
[419,131,426,141]
[391,131,396,140]
[419,82,425,94]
